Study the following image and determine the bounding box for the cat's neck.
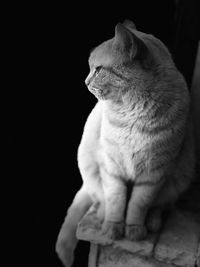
[101,94,144,129]
[102,87,150,116]
[101,83,174,126]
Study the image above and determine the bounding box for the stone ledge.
[98,246,156,267]
[154,210,200,267]
[77,206,157,258]
[77,206,200,267]
[197,244,200,267]
[97,246,178,267]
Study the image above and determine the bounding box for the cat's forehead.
[89,39,115,68]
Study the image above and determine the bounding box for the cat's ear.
[114,23,133,55]
[123,19,137,31]
[114,23,147,60]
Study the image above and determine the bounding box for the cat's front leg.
[125,176,164,241]
[101,168,127,240]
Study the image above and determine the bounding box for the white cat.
[56,20,195,267]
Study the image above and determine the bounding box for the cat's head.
[85,20,173,102]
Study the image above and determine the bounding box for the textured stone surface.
[77,205,157,257]
[98,246,155,267]
[154,210,200,267]
[197,243,200,267]
[152,262,175,267]
[89,243,177,267]
[77,209,113,245]
[77,200,200,266]
[114,235,156,257]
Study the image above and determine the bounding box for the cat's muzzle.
[88,86,105,100]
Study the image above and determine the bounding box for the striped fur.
[56,21,195,266]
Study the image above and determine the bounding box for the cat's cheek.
[102,89,111,99]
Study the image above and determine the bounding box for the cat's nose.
[85,71,94,86]
[85,78,90,86]
[85,76,91,86]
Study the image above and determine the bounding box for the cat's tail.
[55,186,93,267]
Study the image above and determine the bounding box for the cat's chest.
[100,114,146,179]
[101,107,145,147]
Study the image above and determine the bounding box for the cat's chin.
[96,95,106,100]
[91,92,105,100]
[89,87,107,100]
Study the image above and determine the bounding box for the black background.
[6,1,199,266]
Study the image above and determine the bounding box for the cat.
[56,20,195,267]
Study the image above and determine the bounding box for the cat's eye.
[95,66,102,75]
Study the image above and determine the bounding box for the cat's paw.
[146,208,162,233]
[55,239,74,267]
[102,221,124,240]
[125,224,147,241]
